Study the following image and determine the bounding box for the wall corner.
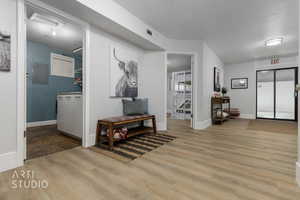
[194,119,212,130]
[296,162,300,186]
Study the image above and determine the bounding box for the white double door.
[256,68,298,120]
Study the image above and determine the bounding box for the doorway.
[24,3,86,160]
[166,53,194,129]
[256,67,298,121]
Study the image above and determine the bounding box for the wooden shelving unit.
[172,71,192,120]
[211,97,231,124]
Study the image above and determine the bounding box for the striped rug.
[90,133,177,163]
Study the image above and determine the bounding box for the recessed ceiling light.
[265,38,283,47]
[52,29,57,36]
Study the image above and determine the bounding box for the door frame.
[17,0,91,166]
[165,51,198,129]
[256,67,298,121]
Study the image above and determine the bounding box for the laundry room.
[25,5,84,160]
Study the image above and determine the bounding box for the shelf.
[211,97,231,125]
[100,126,154,142]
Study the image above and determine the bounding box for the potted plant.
[221,87,227,97]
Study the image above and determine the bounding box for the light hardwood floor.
[0,119,299,200]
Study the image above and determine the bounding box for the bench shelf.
[95,115,157,150]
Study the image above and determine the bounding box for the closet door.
[256,68,298,121]
[257,70,275,119]
[275,69,297,120]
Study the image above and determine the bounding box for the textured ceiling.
[113,0,299,64]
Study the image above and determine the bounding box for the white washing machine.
[57,93,83,139]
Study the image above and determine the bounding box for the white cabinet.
[51,53,75,78]
[57,94,83,138]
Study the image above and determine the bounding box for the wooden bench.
[95,115,157,150]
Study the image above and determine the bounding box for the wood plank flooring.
[0,119,299,200]
[27,125,81,160]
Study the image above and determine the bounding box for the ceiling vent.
[147,29,153,36]
[30,13,63,27]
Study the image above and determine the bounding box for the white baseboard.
[296,162,300,186]
[88,134,96,147]
[194,119,212,130]
[144,121,167,131]
[27,120,57,128]
[239,114,256,119]
[157,121,167,131]
[0,152,18,173]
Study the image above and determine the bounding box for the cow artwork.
[110,47,138,97]
[0,31,10,72]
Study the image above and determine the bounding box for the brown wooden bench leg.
[152,117,157,135]
[140,120,144,127]
[95,122,102,146]
[108,124,114,150]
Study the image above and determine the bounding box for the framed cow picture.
[0,31,11,72]
[110,46,138,97]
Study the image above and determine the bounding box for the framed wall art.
[214,67,221,92]
[231,78,248,89]
[110,47,138,97]
[0,31,11,72]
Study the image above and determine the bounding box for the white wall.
[88,27,148,145]
[167,72,173,113]
[88,26,167,146]
[224,56,298,119]
[224,61,256,118]
[140,51,166,130]
[0,0,18,172]
[202,43,224,122]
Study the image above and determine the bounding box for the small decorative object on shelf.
[213,92,221,97]
[221,87,227,96]
[74,68,82,88]
[74,77,82,88]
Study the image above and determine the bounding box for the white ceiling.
[113,0,299,64]
[167,54,191,72]
[26,6,83,53]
